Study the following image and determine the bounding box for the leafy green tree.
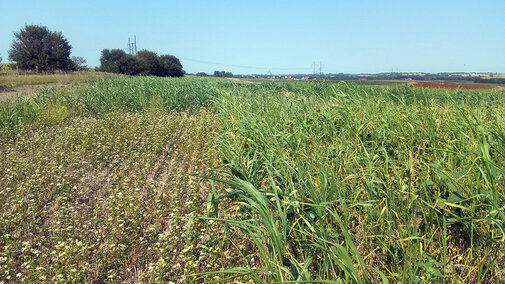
[137,50,163,76]
[159,55,183,77]
[98,49,128,73]
[98,49,144,75]
[71,56,87,70]
[214,70,233,77]
[117,55,143,75]
[98,48,184,77]
[8,25,74,71]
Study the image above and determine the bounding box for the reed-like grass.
[209,81,505,282]
[1,76,503,282]
[0,76,226,129]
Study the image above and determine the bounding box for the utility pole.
[319,61,322,76]
[127,36,137,55]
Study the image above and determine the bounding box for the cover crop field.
[0,76,504,283]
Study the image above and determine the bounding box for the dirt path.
[0,82,77,101]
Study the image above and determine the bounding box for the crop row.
[0,108,258,282]
[0,76,236,129]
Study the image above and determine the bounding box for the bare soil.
[0,83,73,101]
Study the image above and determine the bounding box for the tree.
[159,55,183,77]
[71,56,87,70]
[8,25,74,71]
[214,70,233,77]
[98,49,127,73]
[137,50,163,76]
[98,49,144,75]
[98,48,184,77]
[117,55,143,75]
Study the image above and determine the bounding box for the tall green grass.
[1,76,503,282]
[208,81,505,282]
[0,76,225,129]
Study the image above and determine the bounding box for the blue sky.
[1,0,504,74]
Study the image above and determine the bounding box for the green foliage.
[214,70,233,77]
[137,50,163,76]
[0,76,220,128]
[118,54,143,75]
[71,56,87,71]
[8,25,74,71]
[98,49,183,77]
[0,63,15,73]
[208,80,505,282]
[1,77,504,282]
[0,110,233,282]
[159,55,184,77]
[98,49,137,75]
[98,49,124,73]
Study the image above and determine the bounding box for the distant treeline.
[472,77,505,85]
[195,71,234,78]
[98,49,184,77]
[192,71,505,84]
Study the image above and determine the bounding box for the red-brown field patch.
[410,81,504,90]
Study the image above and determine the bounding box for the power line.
[179,57,311,71]
[313,61,323,75]
[119,40,320,73]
